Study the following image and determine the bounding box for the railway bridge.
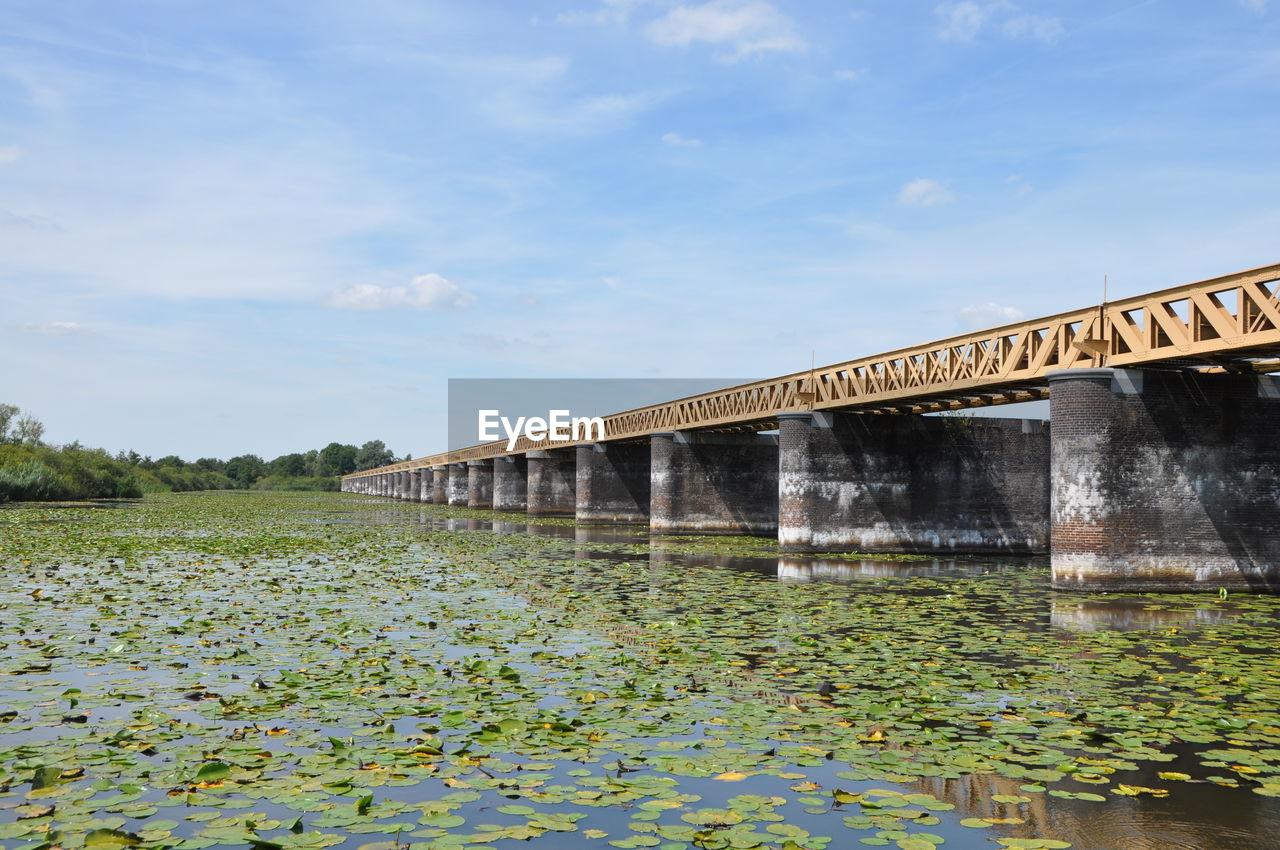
[343,263,1280,592]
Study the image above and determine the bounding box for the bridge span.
[344,262,1280,592]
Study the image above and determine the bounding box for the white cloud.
[0,145,23,165]
[661,131,702,147]
[1004,174,1034,196]
[935,2,1061,44]
[898,178,954,208]
[602,276,623,289]
[22,321,86,335]
[327,274,477,311]
[935,1,995,42]
[645,0,806,61]
[1241,0,1267,11]
[957,302,1025,330]
[1003,13,1064,43]
[833,68,866,82]
[558,0,661,26]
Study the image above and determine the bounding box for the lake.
[2,492,1278,850]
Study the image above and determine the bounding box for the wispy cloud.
[0,146,23,165]
[21,320,87,335]
[1240,0,1267,11]
[558,0,662,26]
[1002,13,1064,43]
[326,273,476,311]
[898,178,954,208]
[935,1,997,42]
[833,68,866,82]
[644,0,806,61]
[0,208,62,231]
[957,302,1025,330]
[661,131,702,147]
[935,2,1062,44]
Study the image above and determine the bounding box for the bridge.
[344,262,1280,592]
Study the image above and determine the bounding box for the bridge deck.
[346,262,1280,478]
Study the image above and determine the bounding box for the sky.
[2,0,1278,460]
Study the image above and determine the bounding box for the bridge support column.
[576,443,650,523]
[408,470,422,502]
[650,431,779,534]
[468,459,494,509]
[778,411,1049,554]
[431,467,447,504]
[527,449,576,516]
[1050,368,1280,591]
[399,471,411,500]
[418,469,432,503]
[493,456,528,511]
[375,474,386,497]
[447,463,469,506]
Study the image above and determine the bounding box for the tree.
[270,452,309,477]
[0,404,18,442]
[195,457,225,473]
[12,413,44,446]
[224,454,266,488]
[355,440,395,471]
[316,442,358,477]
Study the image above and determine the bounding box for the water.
[1,492,1278,850]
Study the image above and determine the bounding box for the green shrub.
[251,475,340,492]
[0,445,142,501]
[0,459,70,501]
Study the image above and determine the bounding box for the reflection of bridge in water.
[364,505,1278,850]
[347,264,1280,593]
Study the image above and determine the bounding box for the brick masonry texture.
[1051,368,1280,591]
[650,433,779,534]
[576,443,650,523]
[492,456,528,512]
[446,463,469,507]
[527,449,577,516]
[779,412,1050,554]
[467,459,493,509]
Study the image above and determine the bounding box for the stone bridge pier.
[468,459,493,509]
[650,431,779,534]
[777,411,1050,554]
[576,442,650,523]
[447,462,469,506]
[493,455,528,511]
[1049,368,1280,591]
[527,449,576,516]
[431,467,447,504]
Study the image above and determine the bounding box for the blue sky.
[2,0,1278,459]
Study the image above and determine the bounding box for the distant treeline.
[0,404,406,503]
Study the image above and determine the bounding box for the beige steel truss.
[347,262,1280,480]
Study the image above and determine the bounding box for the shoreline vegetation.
[0,403,406,503]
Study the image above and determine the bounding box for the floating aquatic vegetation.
[1,493,1278,850]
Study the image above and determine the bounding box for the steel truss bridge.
[346,262,1280,480]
